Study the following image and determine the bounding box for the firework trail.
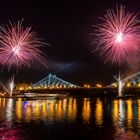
[0,20,47,70]
[0,76,14,97]
[93,5,140,65]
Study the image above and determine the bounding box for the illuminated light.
[84,84,91,88]
[68,98,73,121]
[16,98,22,122]
[116,32,123,43]
[127,100,133,128]
[113,100,119,127]
[126,83,131,87]
[82,98,91,124]
[57,100,63,120]
[63,99,67,114]
[42,101,47,121]
[95,98,103,127]
[96,84,102,88]
[138,100,140,128]
[19,87,24,90]
[2,98,6,107]
[67,98,77,121]
[51,85,54,88]
[25,105,32,122]
[49,100,55,121]
[27,86,32,90]
[73,99,77,120]
[112,83,118,88]
[70,85,73,88]
[119,100,125,127]
[6,99,14,123]
[0,98,1,107]
[137,83,140,87]
[33,101,40,120]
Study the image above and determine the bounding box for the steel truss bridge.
[111,72,140,87]
[32,73,79,89]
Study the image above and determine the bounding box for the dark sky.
[0,0,139,86]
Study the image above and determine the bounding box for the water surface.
[0,95,140,140]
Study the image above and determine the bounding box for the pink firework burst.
[0,20,47,70]
[94,5,140,65]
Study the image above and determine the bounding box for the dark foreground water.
[0,94,140,140]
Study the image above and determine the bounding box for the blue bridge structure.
[122,72,140,86]
[32,73,79,89]
[111,72,140,87]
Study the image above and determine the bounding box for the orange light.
[126,83,131,87]
[138,83,140,87]
[113,83,117,88]
[96,84,102,88]
[87,85,90,88]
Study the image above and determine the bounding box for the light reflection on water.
[15,97,78,123]
[95,98,103,127]
[0,96,140,139]
[82,98,90,124]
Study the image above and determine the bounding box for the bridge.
[32,73,80,89]
[111,72,140,88]
[15,72,140,98]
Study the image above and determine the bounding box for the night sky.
[0,0,140,86]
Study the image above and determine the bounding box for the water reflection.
[6,98,14,125]
[15,97,78,123]
[137,99,140,128]
[0,97,139,129]
[16,98,22,122]
[113,100,118,127]
[82,98,91,124]
[127,100,133,128]
[0,96,140,139]
[118,100,125,127]
[0,98,6,108]
[95,98,103,127]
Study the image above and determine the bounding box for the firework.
[9,77,14,97]
[94,5,140,65]
[0,76,14,96]
[0,20,47,70]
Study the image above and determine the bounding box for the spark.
[0,20,47,70]
[0,76,15,97]
[9,79,14,97]
[116,32,123,43]
[93,5,140,65]
[118,73,124,97]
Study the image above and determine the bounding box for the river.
[0,94,140,140]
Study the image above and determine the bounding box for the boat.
[17,92,69,100]
[23,93,36,97]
